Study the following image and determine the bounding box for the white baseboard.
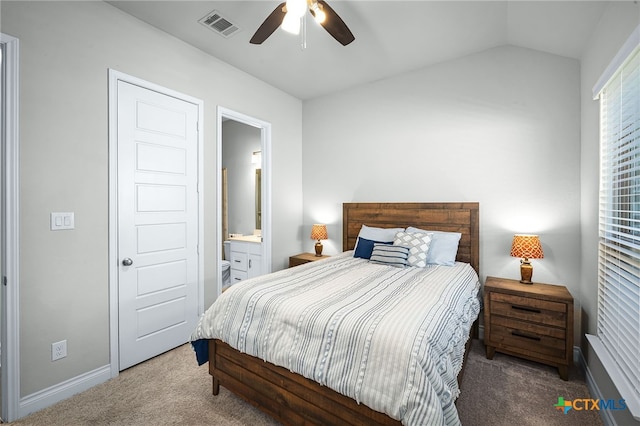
[575,345,615,426]
[18,364,111,419]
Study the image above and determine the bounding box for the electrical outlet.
[51,340,67,361]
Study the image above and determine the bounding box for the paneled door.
[117,80,199,370]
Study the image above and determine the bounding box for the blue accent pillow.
[354,237,392,259]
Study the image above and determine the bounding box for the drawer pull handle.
[511,305,541,314]
[234,260,242,263]
[511,330,541,341]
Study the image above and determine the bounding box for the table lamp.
[310,224,328,256]
[510,234,544,284]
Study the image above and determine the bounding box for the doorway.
[216,107,272,295]
[0,32,19,423]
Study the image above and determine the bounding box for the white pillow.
[394,231,432,268]
[405,227,461,266]
[354,224,405,250]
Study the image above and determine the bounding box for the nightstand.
[288,253,330,268]
[483,276,574,380]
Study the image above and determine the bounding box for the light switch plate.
[50,212,74,230]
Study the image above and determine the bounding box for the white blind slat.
[598,42,640,408]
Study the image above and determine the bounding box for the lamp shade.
[510,234,544,259]
[310,224,328,241]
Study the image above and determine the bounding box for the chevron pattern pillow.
[369,243,410,268]
[394,231,433,268]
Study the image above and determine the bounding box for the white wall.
[580,2,640,425]
[303,45,582,329]
[1,0,302,409]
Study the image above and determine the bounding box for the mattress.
[191,251,481,425]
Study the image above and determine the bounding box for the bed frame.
[208,202,480,425]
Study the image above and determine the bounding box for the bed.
[191,202,480,425]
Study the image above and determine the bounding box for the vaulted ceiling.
[108,1,609,100]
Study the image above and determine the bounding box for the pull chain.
[300,16,307,50]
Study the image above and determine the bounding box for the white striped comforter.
[190,251,481,425]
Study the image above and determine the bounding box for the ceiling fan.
[250,0,355,46]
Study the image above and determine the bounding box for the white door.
[117,81,199,370]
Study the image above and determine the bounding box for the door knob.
[122,258,133,266]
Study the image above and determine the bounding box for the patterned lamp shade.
[310,224,328,241]
[510,234,544,260]
[310,224,328,257]
[510,234,543,284]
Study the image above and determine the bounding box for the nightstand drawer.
[490,322,566,360]
[289,257,310,267]
[491,315,566,340]
[490,292,567,328]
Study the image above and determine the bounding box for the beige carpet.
[457,340,602,426]
[10,339,602,425]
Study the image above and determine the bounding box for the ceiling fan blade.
[250,2,286,44]
[317,1,355,46]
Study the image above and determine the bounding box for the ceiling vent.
[198,10,240,38]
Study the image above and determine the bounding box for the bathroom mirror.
[222,122,260,236]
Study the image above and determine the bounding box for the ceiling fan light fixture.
[281,13,300,34]
[310,3,326,24]
[250,0,354,46]
[285,0,307,18]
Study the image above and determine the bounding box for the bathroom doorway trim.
[216,107,272,296]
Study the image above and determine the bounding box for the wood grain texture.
[210,339,400,425]
[208,202,481,424]
[288,253,330,268]
[343,202,479,275]
[483,276,574,380]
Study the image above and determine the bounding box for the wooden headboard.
[343,202,479,275]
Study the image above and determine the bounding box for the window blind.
[598,44,640,408]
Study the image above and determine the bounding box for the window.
[594,32,640,419]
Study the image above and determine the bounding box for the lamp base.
[314,241,323,256]
[519,259,533,284]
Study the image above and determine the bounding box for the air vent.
[198,10,240,38]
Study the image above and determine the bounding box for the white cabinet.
[248,253,261,278]
[229,241,262,284]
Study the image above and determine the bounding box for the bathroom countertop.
[229,235,262,243]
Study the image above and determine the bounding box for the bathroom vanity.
[229,238,262,284]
